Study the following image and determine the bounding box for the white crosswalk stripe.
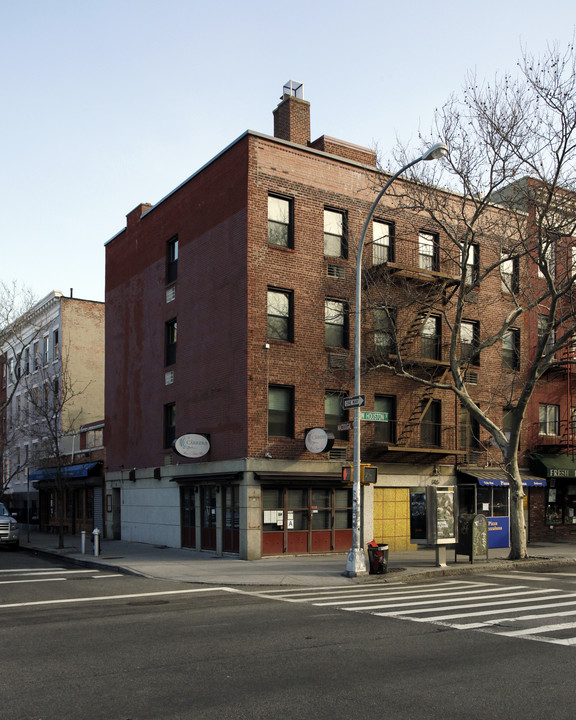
[0,567,111,585]
[249,578,576,647]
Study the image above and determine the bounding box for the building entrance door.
[201,486,217,550]
[181,486,196,548]
[223,485,239,553]
[112,488,121,539]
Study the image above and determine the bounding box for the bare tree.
[0,281,37,498]
[364,42,576,560]
[24,348,89,549]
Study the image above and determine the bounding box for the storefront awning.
[29,461,101,483]
[531,454,576,480]
[458,469,547,487]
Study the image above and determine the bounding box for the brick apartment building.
[104,82,576,559]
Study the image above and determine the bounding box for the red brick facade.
[105,88,576,555]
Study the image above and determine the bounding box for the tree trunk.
[507,456,528,559]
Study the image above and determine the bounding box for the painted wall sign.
[305,428,335,454]
[173,434,210,458]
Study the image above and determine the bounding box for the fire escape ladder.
[397,307,432,357]
[397,368,450,446]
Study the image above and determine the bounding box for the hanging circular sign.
[173,434,210,458]
[305,428,335,454]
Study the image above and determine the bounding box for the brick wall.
[106,121,573,476]
[105,139,250,470]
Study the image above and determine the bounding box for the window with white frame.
[325,299,348,348]
[374,306,396,354]
[539,403,559,436]
[267,288,293,342]
[461,321,480,365]
[325,391,348,441]
[502,328,520,371]
[422,315,441,360]
[324,209,347,258]
[501,250,519,293]
[166,236,178,284]
[268,385,294,438]
[372,221,393,265]
[462,243,479,286]
[268,195,293,248]
[419,232,439,271]
[538,315,555,356]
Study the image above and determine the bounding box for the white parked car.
[0,502,20,549]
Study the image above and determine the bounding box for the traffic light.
[362,466,377,484]
[341,464,377,485]
[342,465,353,485]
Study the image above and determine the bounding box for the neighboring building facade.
[1,291,105,531]
[105,83,575,559]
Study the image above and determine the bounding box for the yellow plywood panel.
[382,519,395,536]
[382,502,396,520]
[395,519,408,537]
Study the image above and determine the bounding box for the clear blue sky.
[1,0,574,302]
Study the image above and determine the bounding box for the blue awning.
[29,462,101,483]
[458,469,546,487]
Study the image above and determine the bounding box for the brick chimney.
[126,203,153,228]
[273,81,310,146]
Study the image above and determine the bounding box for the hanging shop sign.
[173,434,211,458]
[304,428,335,454]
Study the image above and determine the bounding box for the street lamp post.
[345,142,448,577]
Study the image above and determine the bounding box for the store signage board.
[359,411,389,422]
[305,428,335,454]
[173,434,210,458]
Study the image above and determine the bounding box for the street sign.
[337,421,353,432]
[342,394,366,409]
[360,410,389,422]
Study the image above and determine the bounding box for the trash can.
[367,541,389,574]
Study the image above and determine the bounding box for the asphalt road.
[2,551,576,720]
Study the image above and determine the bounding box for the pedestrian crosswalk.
[250,576,576,647]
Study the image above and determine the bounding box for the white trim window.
[373,221,392,265]
[539,403,559,436]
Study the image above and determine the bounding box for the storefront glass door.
[223,485,239,553]
[262,486,353,555]
[201,486,217,550]
[181,487,196,548]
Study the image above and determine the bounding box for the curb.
[22,543,576,587]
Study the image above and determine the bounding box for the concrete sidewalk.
[17,531,576,586]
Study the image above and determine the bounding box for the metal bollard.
[92,528,100,557]
[81,530,86,554]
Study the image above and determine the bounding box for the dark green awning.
[531,454,576,480]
